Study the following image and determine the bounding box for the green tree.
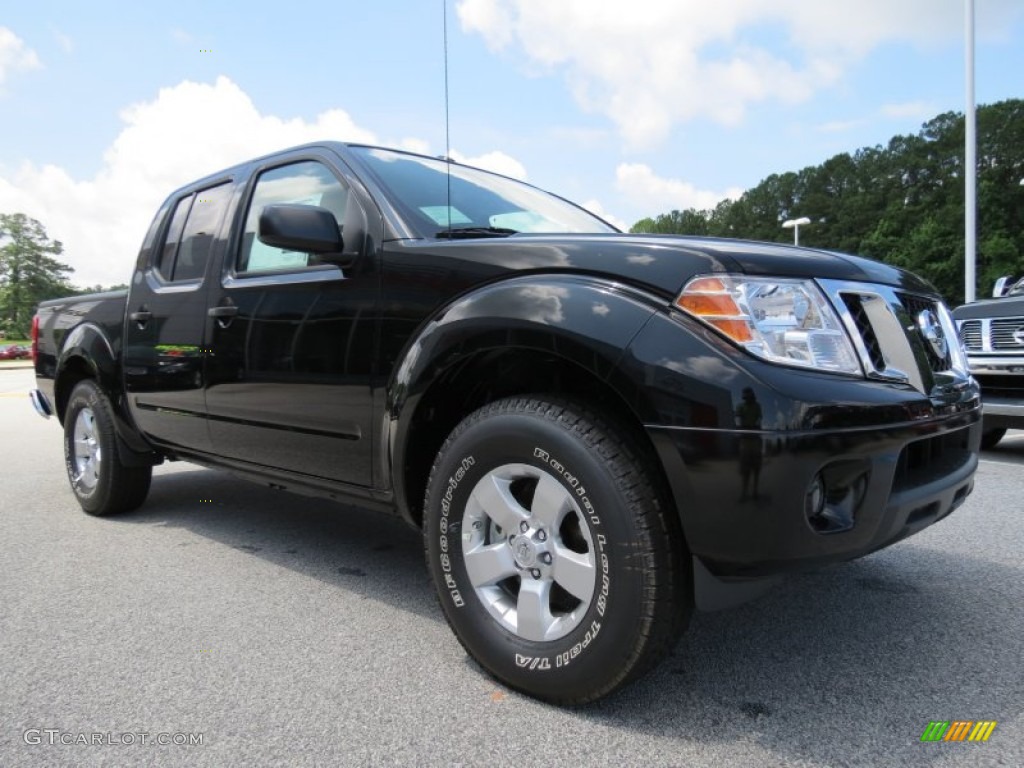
[630,99,1024,304]
[0,213,75,337]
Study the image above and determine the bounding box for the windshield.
[350,146,617,238]
[1009,277,1024,296]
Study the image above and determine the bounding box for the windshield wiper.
[435,226,519,239]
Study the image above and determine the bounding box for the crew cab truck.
[953,276,1024,448]
[30,142,981,704]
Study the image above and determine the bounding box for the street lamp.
[782,216,811,246]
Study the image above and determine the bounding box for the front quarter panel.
[385,275,661,511]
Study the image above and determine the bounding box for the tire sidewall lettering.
[437,456,475,609]
[430,422,639,680]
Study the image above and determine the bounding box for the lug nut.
[520,521,530,533]
[540,552,552,565]
[536,529,547,542]
[530,568,542,579]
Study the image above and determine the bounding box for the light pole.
[782,216,811,246]
[965,0,977,302]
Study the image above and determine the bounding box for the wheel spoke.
[464,543,518,588]
[74,438,91,460]
[516,579,554,642]
[530,472,569,528]
[471,474,528,532]
[552,543,596,603]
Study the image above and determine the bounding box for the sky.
[1,0,1022,287]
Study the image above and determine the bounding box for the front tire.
[63,380,152,516]
[424,397,689,704]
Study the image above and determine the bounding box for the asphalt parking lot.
[0,365,1021,768]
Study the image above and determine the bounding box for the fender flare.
[56,322,157,462]
[383,274,663,517]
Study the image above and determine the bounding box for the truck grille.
[821,279,965,390]
[957,316,1024,352]
[892,426,973,493]
[840,294,886,371]
[992,318,1024,350]
[899,293,952,372]
[958,319,983,350]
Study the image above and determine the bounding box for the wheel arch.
[54,323,158,463]
[385,275,671,529]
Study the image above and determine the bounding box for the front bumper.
[648,410,980,582]
[611,309,982,600]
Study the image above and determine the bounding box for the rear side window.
[238,161,349,273]
[156,182,232,282]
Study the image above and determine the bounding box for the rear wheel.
[423,396,689,704]
[63,380,152,515]
[981,428,1006,450]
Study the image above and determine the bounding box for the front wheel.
[63,379,152,516]
[424,397,689,704]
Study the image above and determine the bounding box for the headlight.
[676,275,863,376]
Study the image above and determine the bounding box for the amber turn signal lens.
[676,293,741,316]
[707,318,754,343]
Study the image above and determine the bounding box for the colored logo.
[920,720,997,742]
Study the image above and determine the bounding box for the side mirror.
[258,204,343,254]
[992,276,1011,298]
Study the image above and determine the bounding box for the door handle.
[129,309,152,328]
[208,305,238,328]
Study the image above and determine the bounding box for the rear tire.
[63,380,152,516]
[424,396,689,704]
[981,428,1006,450]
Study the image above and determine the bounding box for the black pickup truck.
[30,142,981,704]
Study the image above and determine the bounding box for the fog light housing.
[805,474,826,522]
[804,460,870,534]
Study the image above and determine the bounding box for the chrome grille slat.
[840,294,886,371]
[991,317,1024,350]
[958,320,983,351]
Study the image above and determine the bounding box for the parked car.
[30,142,981,704]
[953,276,1024,448]
[0,344,30,360]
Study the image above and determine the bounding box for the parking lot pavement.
[1,366,1021,768]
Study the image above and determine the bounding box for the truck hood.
[417,233,939,299]
[952,295,1024,320]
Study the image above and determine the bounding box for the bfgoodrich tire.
[63,379,152,516]
[424,397,689,704]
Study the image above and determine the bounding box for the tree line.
[631,99,1024,305]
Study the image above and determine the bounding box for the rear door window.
[156,182,233,282]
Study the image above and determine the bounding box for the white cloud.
[815,119,865,134]
[456,0,1022,148]
[0,76,528,286]
[880,100,934,120]
[579,199,628,231]
[616,163,741,215]
[450,149,528,180]
[0,27,42,87]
